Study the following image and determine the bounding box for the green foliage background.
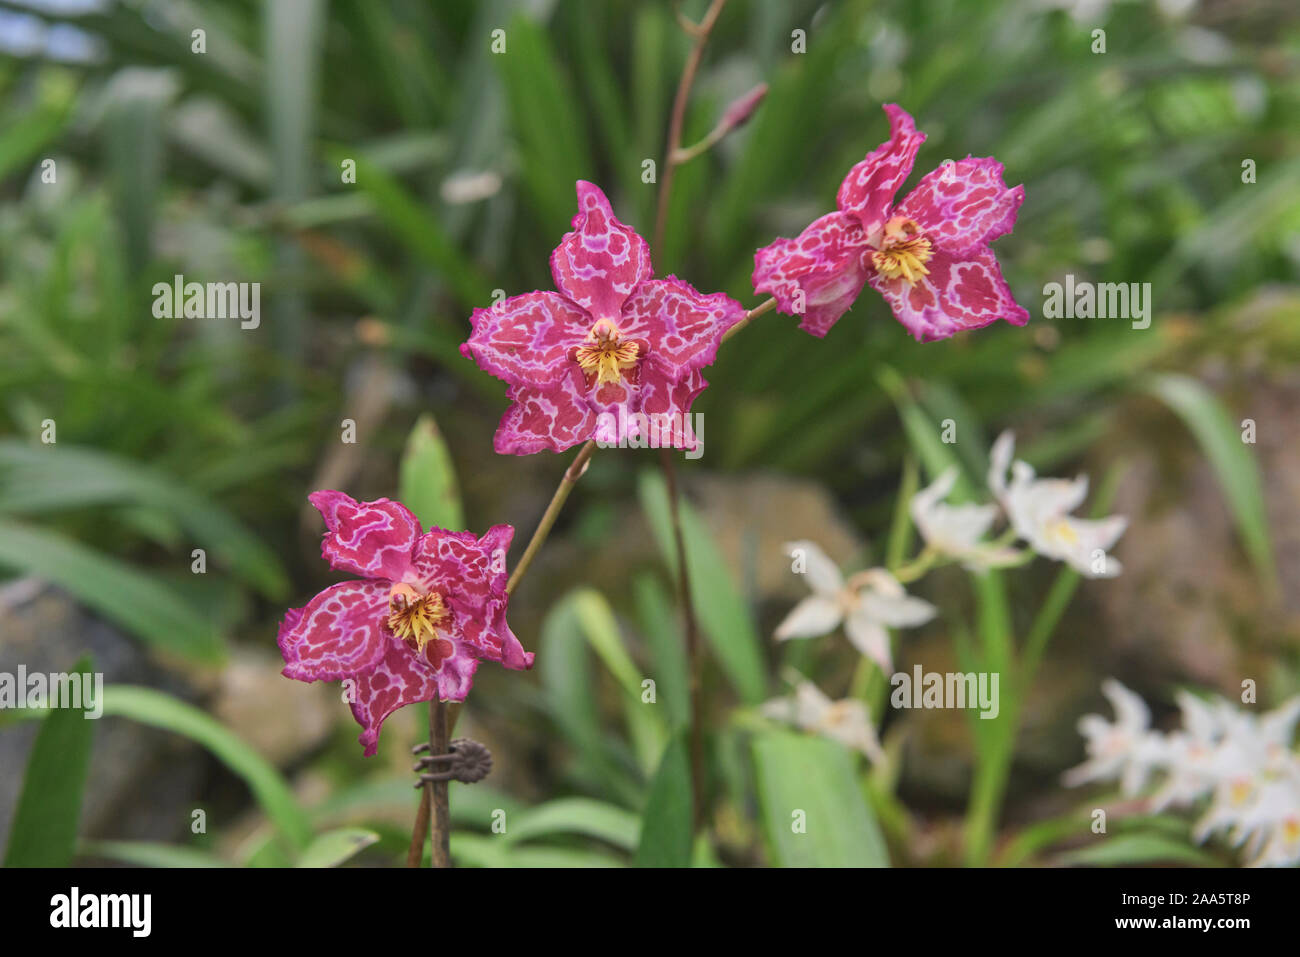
[0,0,1297,867]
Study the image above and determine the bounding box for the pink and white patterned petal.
[590,366,707,451]
[637,365,707,451]
[835,104,927,235]
[898,156,1024,257]
[460,598,534,670]
[752,210,870,338]
[308,491,420,581]
[278,579,390,682]
[617,277,746,378]
[550,181,652,320]
[493,370,599,455]
[411,524,512,610]
[351,634,479,757]
[867,245,1029,342]
[461,291,591,389]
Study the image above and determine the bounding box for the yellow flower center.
[387,583,449,653]
[1284,817,1300,844]
[1229,778,1252,806]
[1047,518,1080,547]
[575,319,639,386]
[870,216,934,285]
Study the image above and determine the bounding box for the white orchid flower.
[774,540,936,673]
[761,677,885,762]
[1063,678,1168,794]
[1148,691,1227,811]
[988,431,1127,578]
[910,466,1021,571]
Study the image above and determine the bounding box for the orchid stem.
[660,447,705,830]
[428,699,452,867]
[653,0,730,257]
[407,700,453,867]
[722,297,776,343]
[506,440,597,596]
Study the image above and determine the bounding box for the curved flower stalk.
[774,540,936,673]
[761,674,885,762]
[753,103,1028,341]
[988,431,1128,578]
[1066,680,1300,867]
[277,491,532,756]
[461,181,746,455]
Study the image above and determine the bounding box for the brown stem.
[428,699,452,867]
[506,440,597,596]
[405,701,455,868]
[659,448,705,830]
[405,773,430,868]
[653,0,731,257]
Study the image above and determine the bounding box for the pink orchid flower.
[753,104,1029,341]
[277,491,532,756]
[461,181,745,454]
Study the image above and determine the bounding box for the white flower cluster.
[1066,679,1300,867]
[765,432,1127,758]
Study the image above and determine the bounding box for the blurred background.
[0,0,1297,867]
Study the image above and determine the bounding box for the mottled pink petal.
[898,156,1024,256]
[867,245,1029,342]
[308,491,419,581]
[493,369,598,455]
[618,277,746,378]
[461,598,534,670]
[588,366,707,452]
[278,579,390,682]
[461,291,591,389]
[752,210,870,337]
[412,524,512,610]
[550,181,652,320]
[351,633,479,756]
[836,104,926,234]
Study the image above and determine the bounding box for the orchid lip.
[387,582,450,653]
[574,318,640,386]
[867,215,934,285]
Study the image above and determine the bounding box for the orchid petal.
[836,103,927,235]
[752,210,869,337]
[550,181,651,320]
[867,244,1029,342]
[898,156,1024,257]
[308,491,420,581]
[278,579,390,682]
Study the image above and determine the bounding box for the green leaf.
[1143,374,1276,587]
[572,587,666,773]
[1061,832,1220,867]
[0,441,287,600]
[451,833,625,868]
[634,574,690,730]
[634,735,693,868]
[0,520,224,664]
[296,828,380,868]
[638,471,767,705]
[538,593,639,806]
[505,798,640,852]
[496,14,593,228]
[3,655,95,867]
[79,840,226,868]
[572,588,643,699]
[752,730,889,868]
[336,150,491,306]
[397,414,465,532]
[99,686,312,850]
